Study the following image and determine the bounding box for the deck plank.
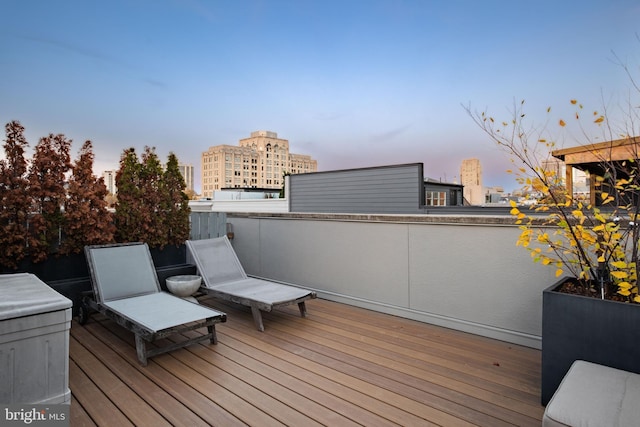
[169,330,365,427]
[68,360,134,427]
[69,395,96,427]
[94,319,286,427]
[71,324,212,427]
[263,304,543,423]
[69,297,544,426]
[69,337,172,426]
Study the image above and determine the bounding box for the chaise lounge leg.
[208,325,217,344]
[298,302,307,318]
[251,306,265,332]
[135,335,148,366]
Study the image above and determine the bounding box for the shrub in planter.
[469,99,640,303]
[114,146,191,249]
[1,125,192,300]
[468,94,640,405]
[0,122,115,270]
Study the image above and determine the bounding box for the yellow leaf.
[598,256,605,262]
[594,116,605,124]
[611,261,627,269]
[618,289,631,296]
[509,200,517,207]
[555,269,563,277]
[611,271,628,279]
[617,281,632,289]
[559,119,566,127]
[510,207,520,215]
[570,99,577,104]
[634,295,640,303]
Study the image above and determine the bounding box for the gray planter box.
[542,277,640,405]
[0,273,72,404]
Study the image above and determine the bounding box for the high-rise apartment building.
[460,158,483,205]
[201,131,317,198]
[178,163,195,193]
[102,170,117,195]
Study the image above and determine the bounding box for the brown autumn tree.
[27,133,72,262]
[0,121,31,269]
[162,152,191,245]
[60,140,115,255]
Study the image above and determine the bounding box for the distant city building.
[178,163,195,193]
[201,130,317,198]
[102,170,117,194]
[460,158,483,205]
[484,186,505,204]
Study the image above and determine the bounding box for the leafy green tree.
[139,146,166,247]
[27,133,71,262]
[60,140,115,255]
[114,148,144,242]
[0,121,31,269]
[162,152,191,245]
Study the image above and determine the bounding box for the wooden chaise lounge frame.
[79,242,226,366]
[186,236,317,331]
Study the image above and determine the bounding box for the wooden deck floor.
[68,296,544,426]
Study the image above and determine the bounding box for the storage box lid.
[0,273,72,320]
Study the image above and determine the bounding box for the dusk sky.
[2,0,639,193]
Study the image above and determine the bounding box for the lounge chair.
[79,242,226,366]
[186,236,316,331]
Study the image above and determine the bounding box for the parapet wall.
[226,212,557,349]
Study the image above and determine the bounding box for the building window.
[426,191,447,206]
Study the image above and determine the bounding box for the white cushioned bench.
[543,360,640,427]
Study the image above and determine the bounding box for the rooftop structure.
[552,136,640,205]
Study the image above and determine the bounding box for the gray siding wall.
[290,163,425,214]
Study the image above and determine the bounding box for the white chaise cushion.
[543,360,640,427]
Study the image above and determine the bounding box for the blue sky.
[2,0,639,193]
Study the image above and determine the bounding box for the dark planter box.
[0,244,187,282]
[149,244,187,268]
[1,252,89,282]
[541,277,640,405]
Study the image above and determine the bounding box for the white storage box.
[0,273,72,404]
